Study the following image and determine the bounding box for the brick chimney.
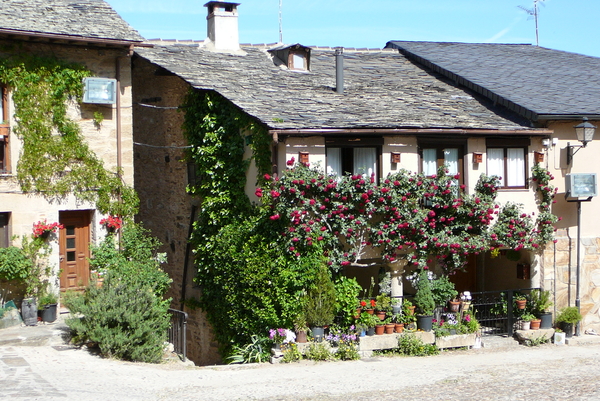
[204,1,240,52]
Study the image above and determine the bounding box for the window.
[486,138,529,188]
[0,85,8,174]
[419,139,464,183]
[325,137,382,180]
[0,212,9,248]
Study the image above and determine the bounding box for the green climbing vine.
[0,54,138,217]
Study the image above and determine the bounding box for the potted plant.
[413,269,436,332]
[37,291,58,323]
[384,317,395,334]
[430,274,458,309]
[555,306,582,338]
[553,327,566,345]
[361,312,379,336]
[269,328,287,351]
[529,289,553,329]
[393,314,405,333]
[304,263,336,342]
[355,318,369,337]
[293,310,309,343]
[402,299,415,316]
[520,313,536,330]
[514,294,527,310]
[375,294,391,320]
[391,297,402,315]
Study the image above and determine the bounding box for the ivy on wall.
[182,90,268,250]
[0,54,138,217]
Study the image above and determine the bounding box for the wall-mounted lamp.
[472,152,483,164]
[390,152,401,164]
[567,117,597,165]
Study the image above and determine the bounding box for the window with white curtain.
[326,146,379,180]
[420,144,463,182]
[487,147,526,187]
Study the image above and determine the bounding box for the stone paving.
[1,316,600,400]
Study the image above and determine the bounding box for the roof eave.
[0,28,150,48]
[269,127,551,136]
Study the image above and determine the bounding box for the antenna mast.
[278,0,283,44]
[519,0,545,46]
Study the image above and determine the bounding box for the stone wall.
[132,56,221,365]
[543,228,600,332]
[0,39,134,295]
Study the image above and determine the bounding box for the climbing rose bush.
[257,162,555,274]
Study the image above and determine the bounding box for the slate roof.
[135,43,536,132]
[387,41,600,121]
[0,0,144,43]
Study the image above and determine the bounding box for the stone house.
[131,2,558,365]
[386,40,600,333]
[0,0,144,296]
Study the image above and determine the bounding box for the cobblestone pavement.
[1,338,599,401]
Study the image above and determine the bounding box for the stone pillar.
[389,260,407,300]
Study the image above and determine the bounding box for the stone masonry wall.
[132,56,221,365]
[0,40,134,296]
[543,228,600,332]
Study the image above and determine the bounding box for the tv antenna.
[518,0,546,46]
[278,0,283,44]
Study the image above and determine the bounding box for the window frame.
[486,138,530,190]
[418,138,465,185]
[0,212,9,248]
[325,137,383,180]
[0,85,8,174]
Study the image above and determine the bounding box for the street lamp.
[564,118,597,336]
[567,118,597,165]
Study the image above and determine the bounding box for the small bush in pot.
[555,306,582,325]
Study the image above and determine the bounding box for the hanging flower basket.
[100,216,123,233]
[32,220,63,239]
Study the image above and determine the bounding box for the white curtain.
[354,148,377,179]
[487,148,505,186]
[422,149,437,176]
[444,148,459,175]
[507,148,525,186]
[327,148,342,177]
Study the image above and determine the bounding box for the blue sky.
[107,0,600,58]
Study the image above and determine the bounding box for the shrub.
[227,335,271,364]
[65,222,172,363]
[281,343,302,363]
[305,342,333,361]
[334,342,360,361]
[555,306,582,324]
[0,246,31,282]
[66,277,170,363]
[397,334,439,356]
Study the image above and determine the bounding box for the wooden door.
[59,211,91,291]
[450,253,477,294]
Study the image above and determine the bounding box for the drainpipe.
[115,57,122,175]
[335,47,343,94]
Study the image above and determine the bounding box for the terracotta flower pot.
[530,319,541,330]
[385,323,395,334]
[408,306,416,316]
[375,325,385,335]
[365,308,375,315]
[448,301,460,313]
[395,323,404,333]
[296,330,307,343]
[376,311,386,321]
[516,299,527,310]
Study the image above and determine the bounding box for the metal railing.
[470,287,540,336]
[167,308,188,362]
